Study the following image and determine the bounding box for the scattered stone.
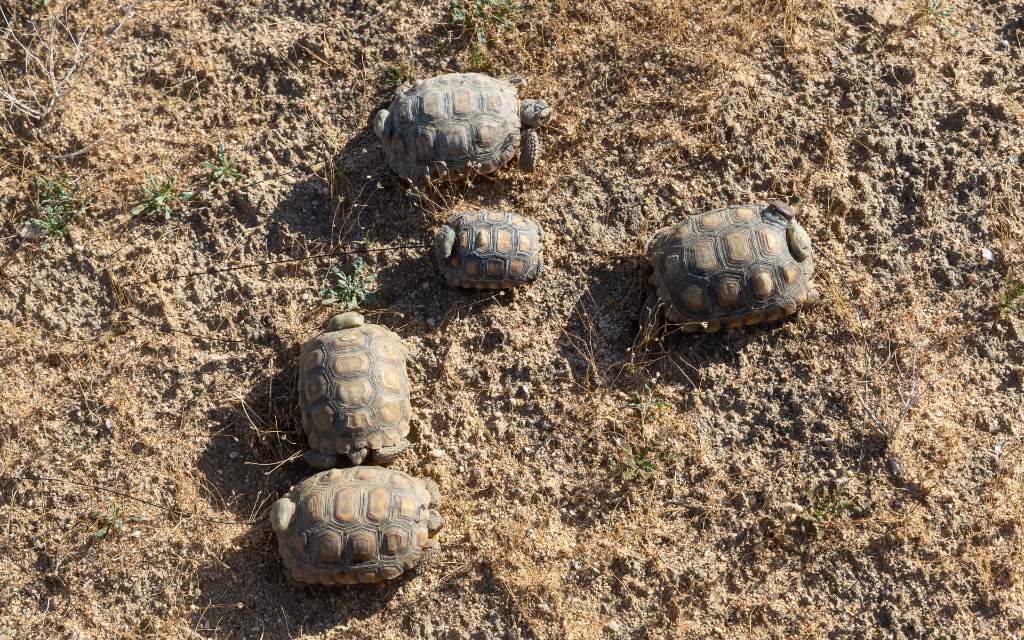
[17,221,44,242]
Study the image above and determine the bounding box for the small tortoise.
[434,210,544,289]
[642,201,819,333]
[373,72,551,180]
[298,312,412,469]
[270,466,442,585]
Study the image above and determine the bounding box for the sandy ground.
[1,0,1023,638]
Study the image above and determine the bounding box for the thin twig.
[0,10,89,123]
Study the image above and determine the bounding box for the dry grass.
[2,0,1023,638]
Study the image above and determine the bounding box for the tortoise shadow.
[548,255,833,531]
[191,526,411,638]
[196,337,307,523]
[263,126,420,253]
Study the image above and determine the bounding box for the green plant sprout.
[88,501,143,539]
[320,258,377,310]
[27,174,86,245]
[450,0,529,46]
[618,432,669,481]
[200,144,243,184]
[131,174,192,221]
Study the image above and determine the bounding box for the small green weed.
[920,0,955,34]
[199,144,243,184]
[88,501,142,539]
[618,432,669,481]
[433,36,450,56]
[383,61,416,87]
[450,0,529,46]
[131,174,192,221]
[798,490,856,537]
[320,258,377,310]
[628,384,672,425]
[467,45,492,73]
[27,174,86,245]
[999,281,1024,316]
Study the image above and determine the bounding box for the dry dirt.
[1,0,1023,638]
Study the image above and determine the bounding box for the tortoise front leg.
[346,447,369,465]
[372,439,411,465]
[521,129,541,172]
[417,540,441,570]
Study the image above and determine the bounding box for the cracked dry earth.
[1,1,1023,639]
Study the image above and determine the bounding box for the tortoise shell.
[269,466,442,585]
[376,73,521,180]
[434,210,544,289]
[645,202,818,332]
[298,313,412,467]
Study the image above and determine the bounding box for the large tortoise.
[434,210,544,289]
[642,201,819,333]
[270,466,442,585]
[298,312,412,469]
[373,72,551,180]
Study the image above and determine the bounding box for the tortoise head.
[787,220,813,262]
[327,311,364,332]
[764,201,812,262]
[269,497,296,533]
[433,224,456,265]
[372,108,391,140]
[520,99,551,129]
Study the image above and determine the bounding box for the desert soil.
[1,0,1023,638]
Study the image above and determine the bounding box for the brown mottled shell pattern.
[647,204,819,332]
[379,73,521,180]
[274,467,438,585]
[439,210,544,289]
[298,322,412,456]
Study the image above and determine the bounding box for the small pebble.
[887,456,903,480]
[981,248,995,262]
[16,221,44,241]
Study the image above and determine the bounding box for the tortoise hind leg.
[372,438,411,465]
[421,477,441,508]
[422,477,443,532]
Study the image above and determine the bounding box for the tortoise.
[298,312,412,469]
[642,201,819,333]
[269,466,442,585]
[434,210,544,289]
[372,72,551,180]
